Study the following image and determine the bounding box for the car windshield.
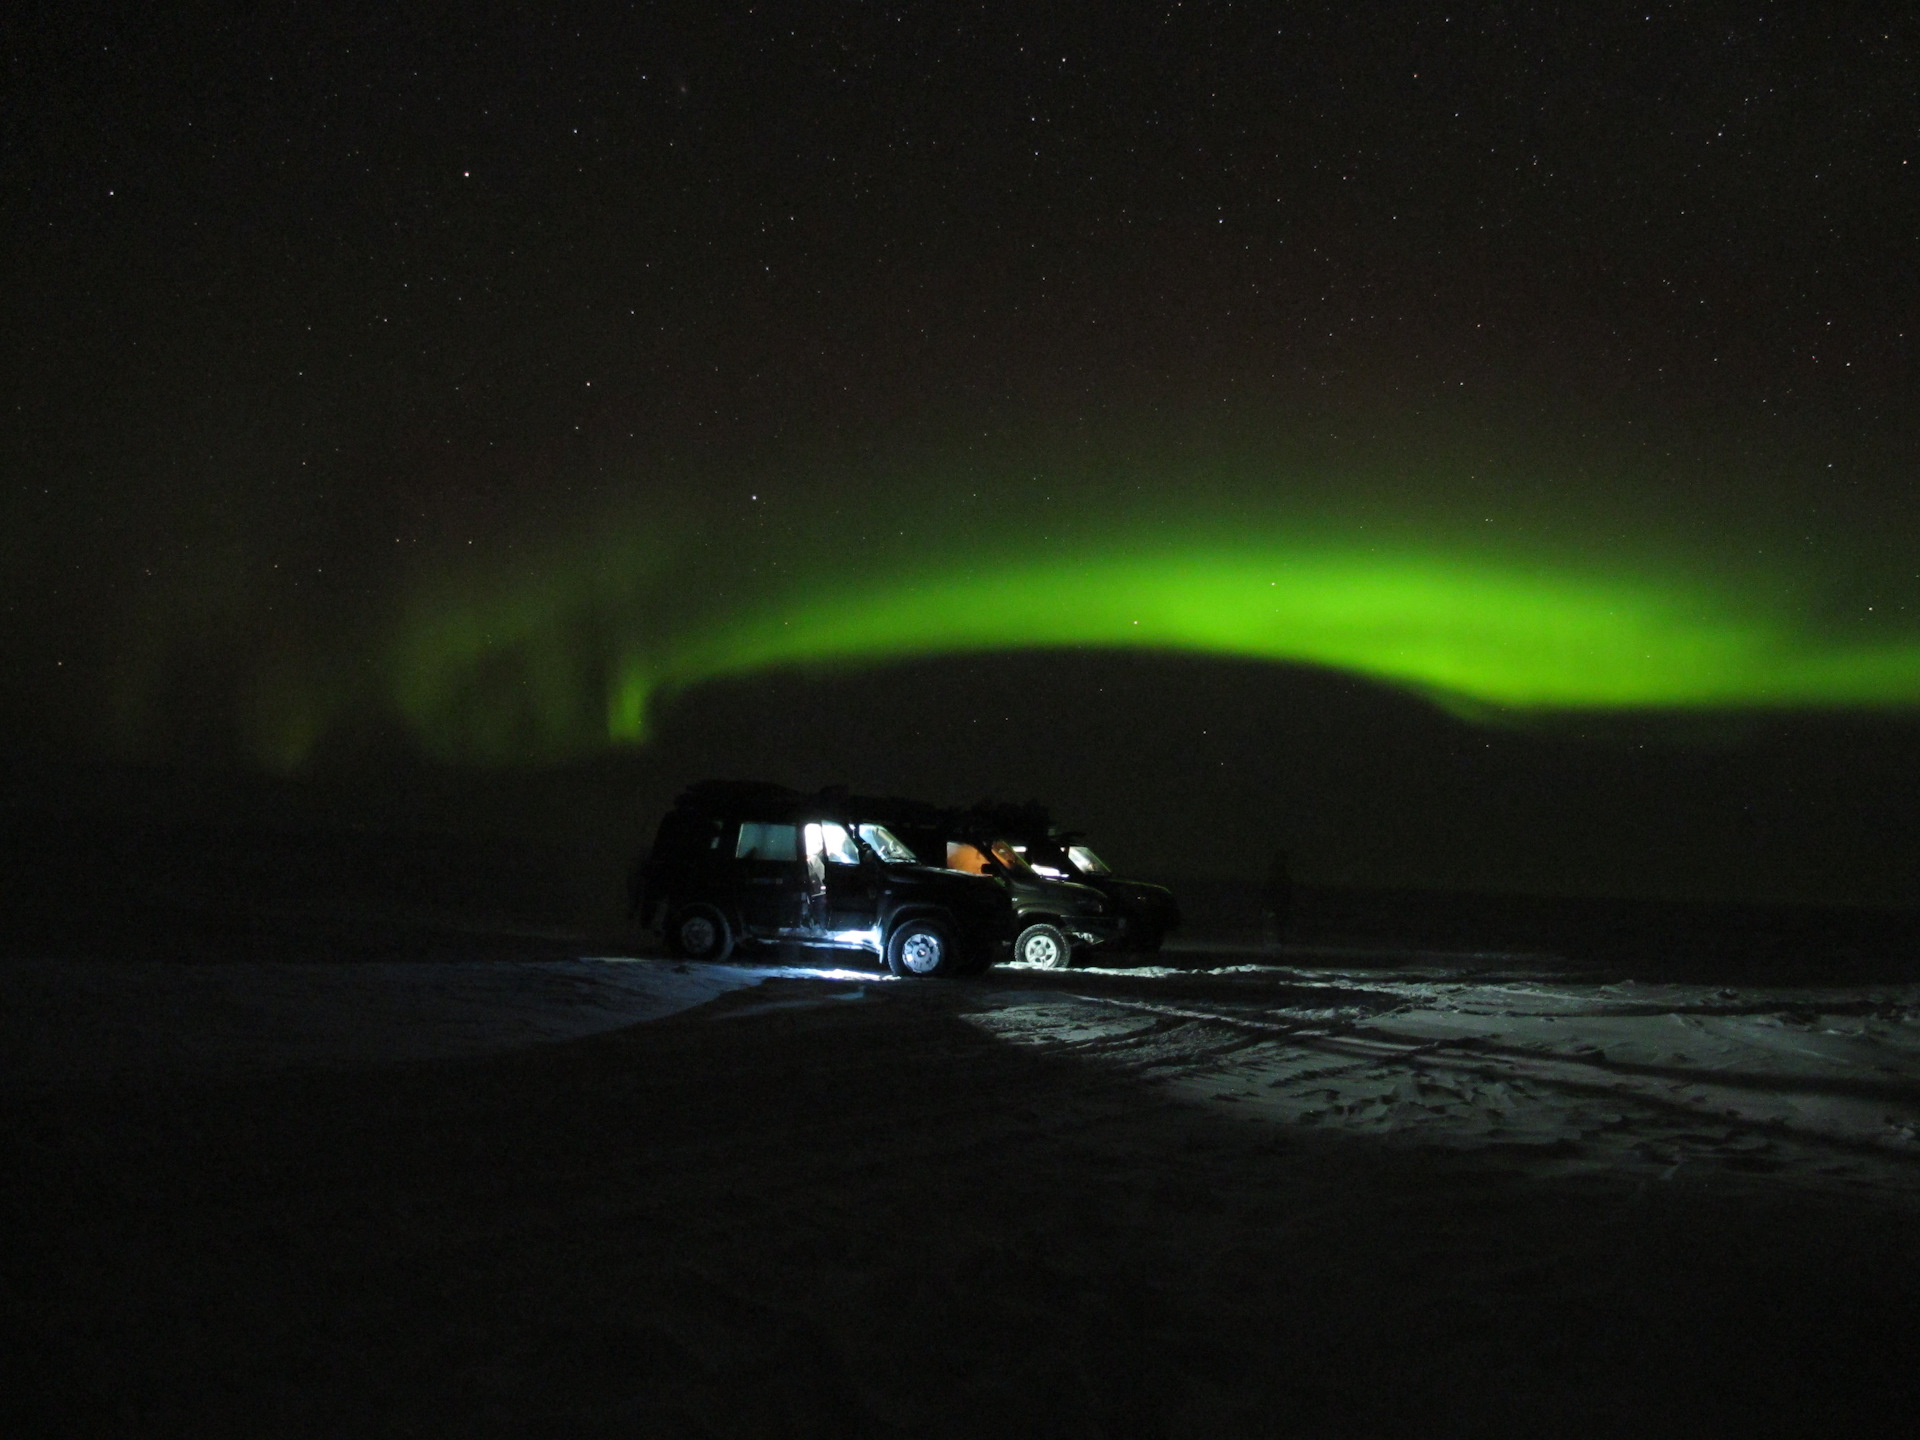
[989,840,1037,875]
[1067,844,1111,876]
[856,823,918,864]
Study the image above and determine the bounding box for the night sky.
[5,3,1919,904]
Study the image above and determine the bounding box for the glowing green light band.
[579,542,1920,751]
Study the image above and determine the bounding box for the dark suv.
[1010,834,1181,954]
[839,794,1122,969]
[964,801,1181,954]
[631,781,1013,977]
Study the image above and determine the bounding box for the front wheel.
[886,918,960,977]
[1014,922,1072,969]
[666,904,734,962]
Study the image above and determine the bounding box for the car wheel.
[1014,922,1072,969]
[667,904,734,962]
[886,918,957,977]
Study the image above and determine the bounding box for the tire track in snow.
[963,976,1920,1197]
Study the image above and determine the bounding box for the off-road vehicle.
[964,801,1183,955]
[837,794,1122,969]
[1010,834,1181,953]
[631,781,1013,977]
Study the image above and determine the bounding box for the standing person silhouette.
[1262,850,1292,949]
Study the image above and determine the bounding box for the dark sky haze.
[4,2,1919,904]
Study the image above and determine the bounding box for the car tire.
[886,917,958,977]
[667,904,734,962]
[1014,922,1073,969]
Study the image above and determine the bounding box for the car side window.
[735,822,800,861]
[946,840,991,874]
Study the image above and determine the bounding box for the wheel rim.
[679,915,716,955]
[1023,932,1062,967]
[899,930,944,974]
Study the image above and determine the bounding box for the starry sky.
[4,3,1918,902]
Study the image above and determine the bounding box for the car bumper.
[1064,914,1123,947]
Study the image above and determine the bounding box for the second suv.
[838,794,1120,969]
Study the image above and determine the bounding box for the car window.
[1068,845,1111,876]
[858,824,918,864]
[990,839,1035,874]
[817,821,861,865]
[735,822,800,861]
[946,840,991,874]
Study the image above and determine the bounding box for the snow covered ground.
[7,943,1920,1435]
[9,947,1916,1199]
[973,953,1920,1199]
[0,955,769,1089]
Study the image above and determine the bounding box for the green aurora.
[628,547,1919,721]
[343,492,1920,769]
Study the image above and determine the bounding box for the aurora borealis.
[238,412,1918,770]
[370,496,1920,770]
[641,542,1920,716]
[6,4,1918,899]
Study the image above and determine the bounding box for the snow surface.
[973,955,1920,1198]
[9,947,1917,1198]
[8,942,1920,1434]
[0,956,775,1088]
